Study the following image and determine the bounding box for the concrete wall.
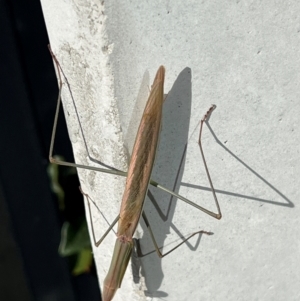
[41,1,300,300]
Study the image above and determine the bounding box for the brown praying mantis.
[48,46,222,301]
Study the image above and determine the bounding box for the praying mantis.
[48,46,222,301]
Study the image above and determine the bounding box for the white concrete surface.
[41,1,300,300]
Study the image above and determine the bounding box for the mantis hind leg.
[136,211,212,258]
[48,45,126,176]
[149,105,222,219]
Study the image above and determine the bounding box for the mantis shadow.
[193,123,294,208]
[132,67,208,297]
[131,69,294,299]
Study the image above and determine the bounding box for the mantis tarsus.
[48,46,222,301]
